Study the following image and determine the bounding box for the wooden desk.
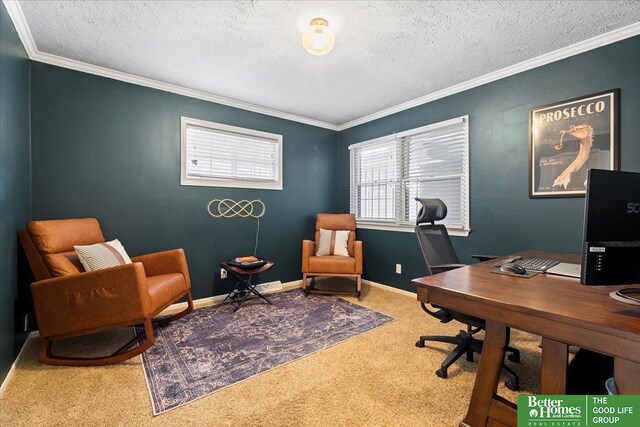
[412,250,640,427]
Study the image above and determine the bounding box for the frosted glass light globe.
[302,18,335,56]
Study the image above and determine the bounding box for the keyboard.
[514,258,560,272]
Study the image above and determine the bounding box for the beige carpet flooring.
[0,283,542,426]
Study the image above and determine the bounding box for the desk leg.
[614,358,640,394]
[462,320,508,427]
[541,338,568,394]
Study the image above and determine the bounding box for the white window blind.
[350,136,398,222]
[180,117,283,190]
[349,116,469,232]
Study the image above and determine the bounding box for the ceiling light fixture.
[302,18,335,56]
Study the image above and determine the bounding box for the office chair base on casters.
[418,330,483,380]
[416,329,520,391]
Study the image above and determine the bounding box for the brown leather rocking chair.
[19,218,194,366]
[301,213,363,297]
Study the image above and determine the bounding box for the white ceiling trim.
[3,0,36,57]
[4,1,639,132]
[336,21,640,131]
[30,50,341,130]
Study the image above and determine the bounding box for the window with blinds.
[349,116,470,233]
[180,117,283,190]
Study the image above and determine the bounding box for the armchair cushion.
[75,239,132,272]
[43,251,84,277]
[316,229,350,256]
[308,256,356,274]
[28,218,105,254]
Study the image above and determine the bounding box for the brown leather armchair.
[301,214,363,297]
[19,218,193,366]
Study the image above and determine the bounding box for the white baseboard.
[363,279,417,298]
[299,277,415,298]
[0,331,38,397]
[254,280,283,293]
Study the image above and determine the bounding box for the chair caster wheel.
[505,380,519,391]
[508,353,520,363]
[415,340,425,348]
[436,369,448,379]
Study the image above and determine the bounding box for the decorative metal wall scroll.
[206,199,266,219]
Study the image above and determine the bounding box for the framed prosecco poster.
[529,89,619,198]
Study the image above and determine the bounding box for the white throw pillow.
[316,229,350,257]
[74,239,132,272]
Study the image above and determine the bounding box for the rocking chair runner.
[19,218,194,366]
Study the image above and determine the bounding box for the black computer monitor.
[581,169,640,285]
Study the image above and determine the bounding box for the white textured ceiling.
[18,1,640,126]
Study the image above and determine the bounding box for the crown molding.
[30,50,340,130]
[2,1,339,131]
[4,0,639,132]
[3,0,36,57]
[336,21,640,131]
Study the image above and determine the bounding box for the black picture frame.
[529,89,619,198]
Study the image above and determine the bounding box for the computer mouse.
[500,263,527,275]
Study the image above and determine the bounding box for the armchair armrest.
[354,241,363,274]
[431,263,467,273]
[31,263,150,339]
[301,240,315,272]
[471,255,499,262]
[131,248,191,289]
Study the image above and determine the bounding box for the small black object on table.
[219,259,274,311]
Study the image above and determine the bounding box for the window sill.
[356,222,471,237]
[181,177,283,190]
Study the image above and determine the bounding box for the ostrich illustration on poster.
[529,90,619,198]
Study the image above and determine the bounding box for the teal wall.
[30,63,340,300]
[0,3,31,384]
[338,36,640,292]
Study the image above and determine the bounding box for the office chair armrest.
[131,248,191,289]
[431,263,467,273]
[471,255,499,262]
[30,263,151,339]
[420,303,453,323]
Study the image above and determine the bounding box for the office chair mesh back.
[414,198,459,275]
[415,224,460,275]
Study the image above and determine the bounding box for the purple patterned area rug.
[138,289,394,415]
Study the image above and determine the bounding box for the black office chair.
[414,197,520,391]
